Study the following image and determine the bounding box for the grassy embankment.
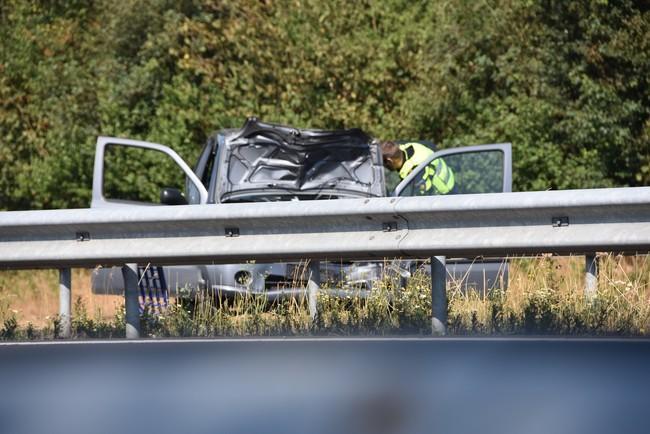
[1,255,649,339]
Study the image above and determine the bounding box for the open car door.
[392,143,513,292]
[393,143,512,197]
[90,137,210,297]
[91,137,208,209]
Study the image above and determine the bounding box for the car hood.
[214,118,385,202]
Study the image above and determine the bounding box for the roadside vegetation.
[1,1,648,211]
[1,254,649,340]
[0,1,648,340]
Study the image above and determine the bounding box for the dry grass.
[0,268,121,328]
[448,254,650,335]
[1,254,649,339]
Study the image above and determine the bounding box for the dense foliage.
[1,0,648,210]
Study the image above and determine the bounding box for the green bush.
[1,0,648,210]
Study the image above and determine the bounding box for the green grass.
[1,255,650,340]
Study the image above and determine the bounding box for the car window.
[103,144,187,204]
[399,150,505,196]
[188,141,216,205]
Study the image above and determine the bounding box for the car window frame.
[391,143,512,197]
[91,136,208,208]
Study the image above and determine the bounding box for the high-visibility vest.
[398,142,455,194]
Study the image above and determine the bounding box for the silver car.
[91,118,512,300]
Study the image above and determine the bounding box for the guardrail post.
[585,254,598,301]
[431,256,447,335]
[58,268,72,338]
[121,264,141,339]
[307,260,321,321]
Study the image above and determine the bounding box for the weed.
[1,254,650,338]
[1,315,18,340]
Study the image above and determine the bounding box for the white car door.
[393,143,512,197]
[91,136,208,208]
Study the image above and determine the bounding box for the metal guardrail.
[2,186,650,337]
[1,187,649,268]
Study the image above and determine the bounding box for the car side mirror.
[160,187,188,205]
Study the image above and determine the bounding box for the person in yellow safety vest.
[380,140,455,194]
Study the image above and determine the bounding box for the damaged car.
[91,117,511,301]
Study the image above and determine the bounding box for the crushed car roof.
[214,117,385,202]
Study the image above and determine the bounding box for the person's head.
[380,140,404,171]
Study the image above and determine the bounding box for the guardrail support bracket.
[308,261,321,321]
[585,254,598,301]
[58,268,72,338]
[122,263,141,339]
[431,256,447,336]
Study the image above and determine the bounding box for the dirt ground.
[0,268,122,327]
